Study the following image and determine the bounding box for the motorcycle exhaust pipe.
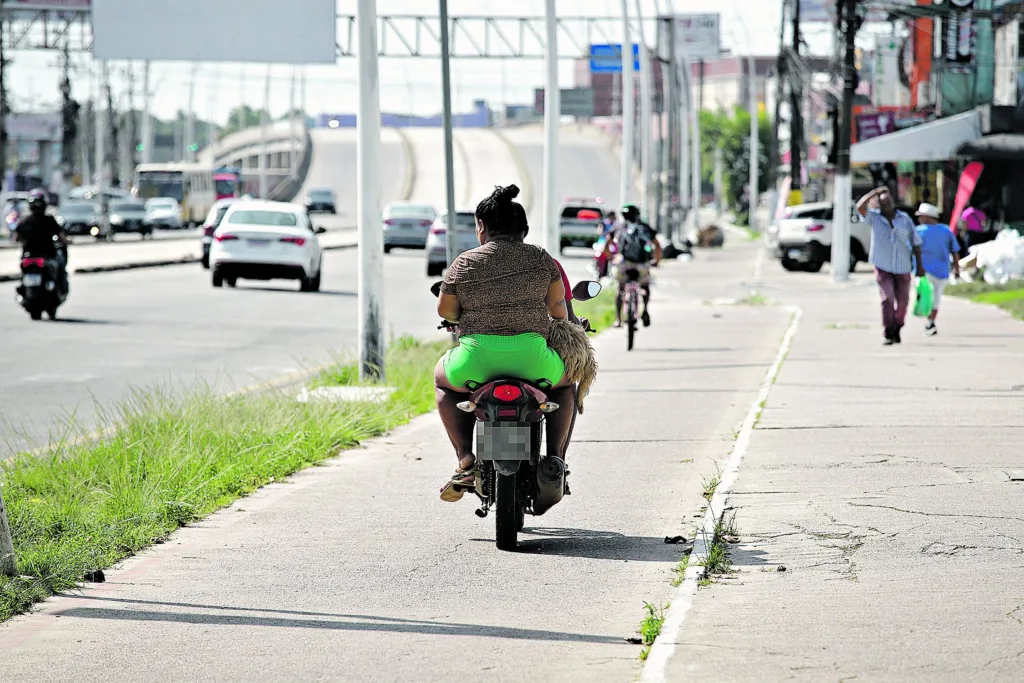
[532,456,565,516]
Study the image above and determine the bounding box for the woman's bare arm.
[547,279,568,320]
[437,293,461,322]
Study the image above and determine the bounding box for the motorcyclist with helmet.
[603,203,660,328]
[15,189,69,297]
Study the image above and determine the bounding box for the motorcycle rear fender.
[492,460,522,476]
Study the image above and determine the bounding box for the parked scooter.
[431,278,601,550]
[15,238,67,320]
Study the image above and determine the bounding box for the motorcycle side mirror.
[572,280,602,301]
[430,281,443,298]
[315,226,327,234]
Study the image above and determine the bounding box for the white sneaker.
[925,322,937,336]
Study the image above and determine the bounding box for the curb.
[639,305,803,683]
[392,126,417,201]
[491,127,533,216]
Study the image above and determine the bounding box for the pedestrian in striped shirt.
[855,186,925,346]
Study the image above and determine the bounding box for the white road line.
[639,304,803,683]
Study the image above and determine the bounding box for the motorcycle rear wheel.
[495,472,519,551]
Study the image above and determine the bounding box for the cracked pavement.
[666,253,1024,682]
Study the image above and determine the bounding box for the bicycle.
[622,267,642,351]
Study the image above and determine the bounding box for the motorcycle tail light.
[21,257,45,268]
[493,385,522,402]
[497,408,518,418]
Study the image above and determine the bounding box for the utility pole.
[258,64,269,197]
[106,66,119,186]
[662,16,676,238]
[141,61,152,164]
[541,0,560,254]
[124,62,137,183]
[186,64,197,162]
[747,51,758,233]
[357,0,384,380]
[789,0,804,201]
[620,0,635,208]
[60,46,80,193]
[831,0,857,283]
[439,0,457,267]
[0,19,8,199]
[639,42,653,219]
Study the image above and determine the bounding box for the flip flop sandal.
[439,467,477,503]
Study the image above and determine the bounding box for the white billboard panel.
[92,0,337,64]
[1,0,90,10]
[673,13,720,61]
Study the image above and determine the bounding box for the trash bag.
[913,277,933,317]
[974,230,1024,286]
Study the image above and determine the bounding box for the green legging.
[442,333,565,390]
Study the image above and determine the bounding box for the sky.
[4,0,851,125]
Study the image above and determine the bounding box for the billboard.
[673,13,720,61]
[92,0,337,64]
[799,0,914,23]
[0,0,90,10]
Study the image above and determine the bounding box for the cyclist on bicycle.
[604,203,660,328]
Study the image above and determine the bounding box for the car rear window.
[111,201,143,212]
[440,213,476,228]
[793,207,831,220]
[309,190,333,199]
[387,205,435,219]
[561,205,600,219]
[228,210,298,227]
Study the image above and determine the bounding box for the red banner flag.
[948,162,984,233]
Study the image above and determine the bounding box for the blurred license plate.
[787,249,801,258]
[248,239,270,247]
[22,273,41,286]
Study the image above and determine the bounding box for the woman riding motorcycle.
[434,184,576,502]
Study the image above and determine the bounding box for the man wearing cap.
[915,202,961,336]
[856,186,926,345]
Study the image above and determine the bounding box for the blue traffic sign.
[589,43,640,73]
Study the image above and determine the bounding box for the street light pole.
[258,63,270,198]
[541,0,560,254]
[439,0,458,268]
[748,51,758,234]
[619,0,634,208]
[639,41,652,217]
[832,0,857,283]
[141,61,152,164]
[357,0,385,379]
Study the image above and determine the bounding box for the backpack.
[619,223,653,263]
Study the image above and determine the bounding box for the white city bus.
[134,163,216,227]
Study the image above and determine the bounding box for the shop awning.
[851,110,982,164]
[955,134,1024,161]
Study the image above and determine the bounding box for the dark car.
[57,200,105,237]
[304,188,336,214]
[108,199,152,236]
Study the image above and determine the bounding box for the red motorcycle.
[431,279,601,550]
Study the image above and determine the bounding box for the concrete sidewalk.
[661,264,1024,681]
[0,244,792,682]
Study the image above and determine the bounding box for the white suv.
[773,201,870,273]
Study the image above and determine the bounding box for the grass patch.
[0,336,450,623]
[670,552,691,587]
[699,513,737,579]
[745,227,762,241]
[637,601,668,660]
[738,293,768,306]
[948,280,1024,320]
[572,286,618,333]
[701,470,721,502]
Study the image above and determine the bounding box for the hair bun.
[494,184,520,203]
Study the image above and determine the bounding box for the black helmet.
[622,203,640,221]
[28,189,48,212]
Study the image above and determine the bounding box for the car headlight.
[89,226,100,236]
[110,214,124,225]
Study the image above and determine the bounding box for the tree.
[222,105,268,136]
[699,106,772,226]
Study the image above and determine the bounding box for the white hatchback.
[209,201,326,291]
